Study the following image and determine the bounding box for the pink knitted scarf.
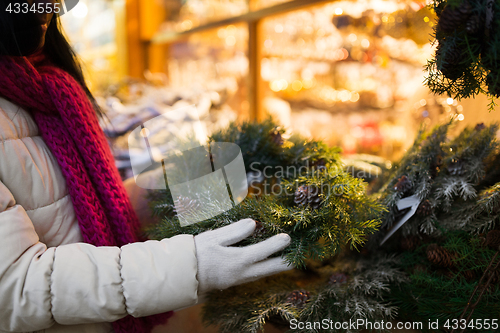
[0,54,172,332]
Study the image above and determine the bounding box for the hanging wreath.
[425,0,500,108]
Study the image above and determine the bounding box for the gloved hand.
[194,218,293,293]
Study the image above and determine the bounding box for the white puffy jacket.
[0,97,199,333]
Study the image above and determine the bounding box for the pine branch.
[243,304,297,333]
[199,254,404,333]
[377,122,499,238]
[390,231,500,327]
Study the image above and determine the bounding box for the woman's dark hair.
[0,1,101,113]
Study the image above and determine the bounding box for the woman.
[0,1,292,332]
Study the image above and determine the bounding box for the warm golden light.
[292,80,303,91]
[181,20,193,30]
[302,78,315,89]
[350,92,360,102]
[225,36,236,46]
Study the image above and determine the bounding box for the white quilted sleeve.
[0,180,199,331]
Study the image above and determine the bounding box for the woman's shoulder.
[0,97,39,142]
[0,97,80,246]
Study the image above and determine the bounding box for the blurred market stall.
[61,0,500,176]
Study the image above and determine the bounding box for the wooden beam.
[125,0,146,77]
[248,20,264,121]
[140,0,169,74]
[140,0,167,40]
[147,43,169,73]
[113,0,128,79]
[151,0,333,44]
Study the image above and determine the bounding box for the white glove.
[194,218,293,293]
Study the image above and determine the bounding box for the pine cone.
[462,269,477,282]
[465,14,481,34]
[173,195,200,216]
[486,230,500,250]
[416,200,433,217]
[446,46,465,65]
[328,273,348,285]
[294,185,323,209]
[426,244,456,268]
[448,159,465,176]
[436,42,466,79]
[475,123,486,131]
[311,158,327,171]
[438,1,472,33]
[252,220,266,238]
[270,130,284,146]
[437,42,466,65]
[285,290,311,308]
[401,235,421,251]
[394,175,412,193]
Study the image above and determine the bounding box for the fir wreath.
[426,0,500,108]
[375,121,500,329]
[148,119,384,269]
